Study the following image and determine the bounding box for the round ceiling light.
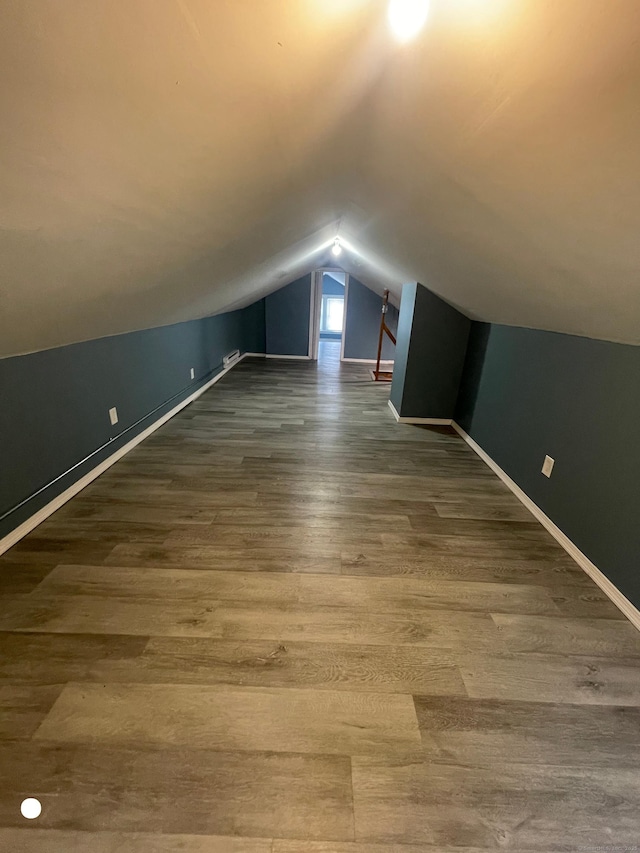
[332,238,343,257]
[387,0,430,42]
[21,798,42,820]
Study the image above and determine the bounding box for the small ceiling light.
[331,237,343,257]
[21,798,42,820]
[388,0,430,42]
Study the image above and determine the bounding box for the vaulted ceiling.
[2,0,639,356]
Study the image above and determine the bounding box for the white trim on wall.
[312,269,348,361]
[0,354,250,558]
[246,352,312,360]
[339,275,350,362]
[451,421,640,632]
[308,271,321,361]
[264,354,311,360]
[388,399,453,426]
[343,358,395,365]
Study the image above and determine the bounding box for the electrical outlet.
[190,368,195,380]
[109,407,119,426]
[542,455,555,478]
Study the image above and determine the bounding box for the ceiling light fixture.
[387,0,430,42]
[331,237,343,257]
[21,799,42,820]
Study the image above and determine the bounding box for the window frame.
[320,294,345,333]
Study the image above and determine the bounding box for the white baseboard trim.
[264,354,311,360]
[451,421,640,632]
[246,353,311,361]
[0,354,249,558]
[388,400,453,426]
[342,358,395,365]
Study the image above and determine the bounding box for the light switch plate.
[542,455,555,478]
[109,407,119,426]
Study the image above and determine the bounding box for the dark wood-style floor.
[1,340,639,852]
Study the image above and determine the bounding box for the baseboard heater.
[223,349,241,367]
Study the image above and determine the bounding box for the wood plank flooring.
[1,339,639,850]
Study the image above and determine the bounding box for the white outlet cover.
[109,407,119,426]
[542,455,555,478]
[190,368,195,379]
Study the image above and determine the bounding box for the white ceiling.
[2,0,640,356]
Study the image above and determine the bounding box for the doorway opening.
[310,270,347,364]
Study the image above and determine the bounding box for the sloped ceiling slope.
[1,0,639,356]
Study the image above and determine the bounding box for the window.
[321,295,344,333]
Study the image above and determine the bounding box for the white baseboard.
[0,354,249,558]
[342,357,395,365]
[451,421,640,632]
[264,354,311,360]
[246,353,311,361]
[388,399,453,426]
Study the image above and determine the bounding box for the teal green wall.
[0,307,263,540]
[456,323,640,608]
[388,283,416,413]
[390,283,470,418]
[322,273,345,297]
[265,275,311,356]
[344,278,398,360]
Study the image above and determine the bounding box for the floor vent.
[223,349,241,367]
